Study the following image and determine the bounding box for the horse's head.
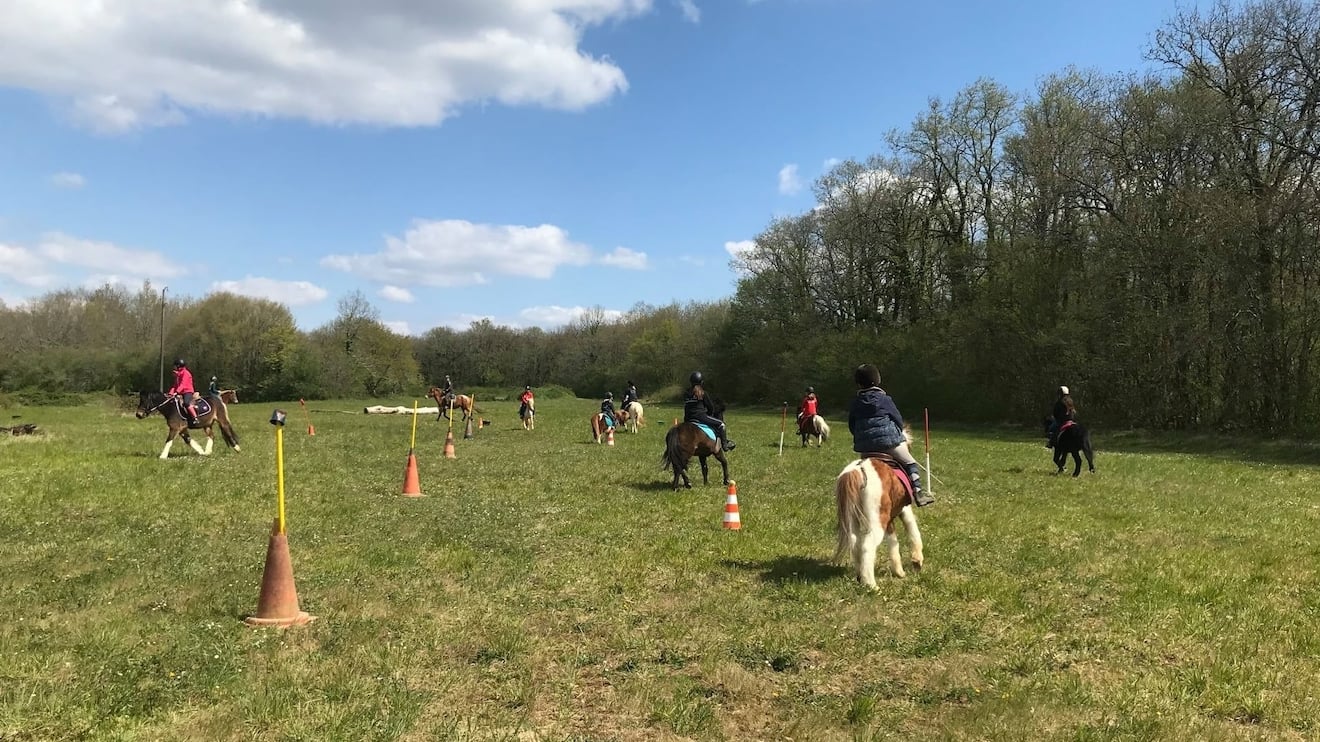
[710,397,726,421]
[135,391,163,419]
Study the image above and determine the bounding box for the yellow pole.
[448,395,455,432]
[410,400,419,450]
[275,423,286,534]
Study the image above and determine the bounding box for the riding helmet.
[1060,385,1070,395]
[689,371,704,386]
[525,385,531,391]
[173,358,186,368]
[807,386,814,393]
[607,392,614,398]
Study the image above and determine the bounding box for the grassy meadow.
[2,395,1320,741]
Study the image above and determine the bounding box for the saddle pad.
[179,397,212,417]
[693,423,717,440]
[860,454,913,498]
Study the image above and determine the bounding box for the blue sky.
[0,0,1210,334]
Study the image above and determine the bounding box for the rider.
[600,392,617,429]
[621,380,639,411]
[683,371,736,451]
[168,358,198,424]
[519,385,535,420]
[848,364,932,507]
[441,375,455,404]
[208,375,220,398]
[1046,385,1076,448]
[798,386,819,433]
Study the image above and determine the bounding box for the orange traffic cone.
[443,430,456,459]
[463,416,474,440]
[606,427,615,447]
[307,423,315,436]
[402,449,423,497]
[244,520,315,627]
[722,481,741,530]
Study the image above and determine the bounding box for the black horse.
[1044,418,1094,476]
[136,391,241,459]
[661,399,730,490]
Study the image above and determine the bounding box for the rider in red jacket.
[168,359,198,423]
[797,386,818,432]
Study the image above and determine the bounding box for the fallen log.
[1,423,40,436]
[363,405,441,415]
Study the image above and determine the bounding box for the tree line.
[3,1,1318,434]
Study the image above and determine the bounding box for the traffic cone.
[463,416,474,440]
[443,430,456,459]
[402,449,423,497]
[606,427,615,446]
[307,423,316,436]
[722,481,741,530]
[244,520,315,627]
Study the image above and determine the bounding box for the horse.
[799,414,830,447]
[135,391,241,459]
[834,433,924,588]
[624,401,644,432]
[427,387,479,422]
[1045,418,1095,477]
[590,409,628,443]
[219,389,239,404]
[660,400,730,489]
[520,402,535,431]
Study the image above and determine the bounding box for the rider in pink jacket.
[168,359,198,423]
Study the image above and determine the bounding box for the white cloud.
[519,305,623,328]
[598,246,649,270]
[822,157,841,170]
[210,276,328,306]
[679,255,706,266]
[0,243,56,287]
[383,320,412,336]
[778,163,802,195]
[437,313,498,331]
[0,1,648,133]
[380,285,415,303]
[323,219,593,288]
[39,232,186,280]
[724,240,756,260]
[677,0,701,22]
[49,172,86,189]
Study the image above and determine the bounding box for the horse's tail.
[661,425,685,472]
[834,461,867,562]
[214,400,241,451]
[817,416,831,442]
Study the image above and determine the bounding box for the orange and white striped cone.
[606,426,615,447]
[722,481,741,530]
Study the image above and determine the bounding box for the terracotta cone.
[244,520,315,627]
[463,416,474,440]
[402,450,423,497]
[307,424,315,436]
[444,430,457,459]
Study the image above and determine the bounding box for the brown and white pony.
[135,391,242,459]
[834,432,924,588]
[589,408,629,443]
[427,387,478,422]
[624,401,644,432]
[799,414,830,447]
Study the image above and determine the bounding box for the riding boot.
[720,424,736,451]
[186,404,198,425]
[904,463,933,507]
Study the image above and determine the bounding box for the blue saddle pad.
[693,423,717,440]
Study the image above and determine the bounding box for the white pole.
[924,407,933,498]
[778,402,786,456]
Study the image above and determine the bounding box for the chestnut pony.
[833,429,924,588]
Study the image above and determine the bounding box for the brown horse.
[136,391,241,459]
[427,387,479,422]
[589,408,629,443]
[799,414,831,447]
[660,400,730,489]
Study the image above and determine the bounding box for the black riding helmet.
[689,371,703,386]
[806,386,814,393]
[173,358,186,368]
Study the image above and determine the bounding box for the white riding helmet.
[1060,385,1070,395]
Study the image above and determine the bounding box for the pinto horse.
[136,391,241,459]
[427,388,479,422]
[1045,418,1095,477]
[799,414,830,447]
[624,401,644,432]
[834,434,924,588]
[520,402,535,431]
[660,400,730,489]
[589,408,629,443]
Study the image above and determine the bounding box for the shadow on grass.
[722,555,845,585]
[629,480,679,492]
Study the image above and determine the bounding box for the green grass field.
[2,397,1319,741]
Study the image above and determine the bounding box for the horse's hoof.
[910,560,923,573]
[233,445,241,452]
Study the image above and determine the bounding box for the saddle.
[859,453,914,499]
[692,422,717,441]
[1058,420,1077,435]
[174,396,212,421]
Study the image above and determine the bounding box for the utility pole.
[158,286,167,392]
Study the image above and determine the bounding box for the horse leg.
[884,525,906,578]
[159,428,179,459]
[1071,451,1082,477]
[856,523,881,589]
[699,454,709,485]
[899,505,924,573]
[203,428,214,455]
[715,451,730,486]
[182,429,206,456]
